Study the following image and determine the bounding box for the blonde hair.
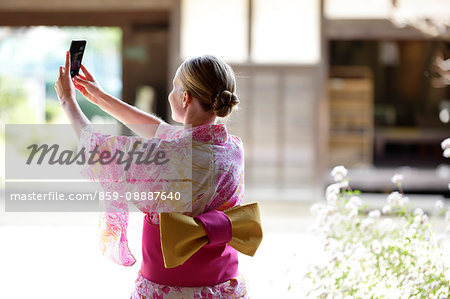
[177,55,239,117]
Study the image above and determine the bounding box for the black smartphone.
[69,40,87,78]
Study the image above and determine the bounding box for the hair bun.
[212,90,239,117]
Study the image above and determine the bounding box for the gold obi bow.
[159,203,263,268]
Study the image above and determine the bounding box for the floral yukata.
[78,121,248,299]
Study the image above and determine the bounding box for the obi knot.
[194,210,233,245]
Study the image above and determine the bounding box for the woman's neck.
[183,105,217,129]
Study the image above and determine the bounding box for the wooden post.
[316,0,329,195]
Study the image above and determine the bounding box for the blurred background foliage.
[0,26,122,125]
[0,76,35,124]
[0,26,123,186]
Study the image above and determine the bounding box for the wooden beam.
[0,0,173,12]
[0,11,169,27]
[326,19,450,41]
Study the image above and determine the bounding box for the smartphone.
[69,40,87,78]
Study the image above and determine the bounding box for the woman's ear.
[182,91,192,109]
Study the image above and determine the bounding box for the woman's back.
[143,121,245,222]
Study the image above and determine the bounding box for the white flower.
[379,218,395,233]
[326,205,338,216]
[339,180,349,188]
[361,218,374,230]
[348,207,358,219]
[391,174,404,185]
[326,192,338,204]
[345,201,357,210]
[406,228,416,239]
[387,191,401,205]
[331,165,348,181]
[413,208,424,216]
[372,240,382,254]
[441,138,450,150]
[387,191,409,207]
[444,148,450,158]
[326,183,340,196]
[403,196,410,206]
[368,209,381,218]
[414,215,422,224]
[349,196,362,207]
[382,204,392,214]
[435,199,444,210]
[445,209,450,221]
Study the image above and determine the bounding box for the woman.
[55,52,261,298]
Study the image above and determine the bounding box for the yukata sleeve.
[77,125,138,266]
[77,124,192,266]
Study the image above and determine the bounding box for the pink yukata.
[78,121,248,299]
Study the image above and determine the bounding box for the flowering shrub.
[306,158,450,298]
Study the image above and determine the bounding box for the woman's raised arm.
[55,51,90,139]
[73,64,164,139]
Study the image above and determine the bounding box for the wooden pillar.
[316,0,329,191]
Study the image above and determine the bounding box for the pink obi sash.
[140,212,239,287]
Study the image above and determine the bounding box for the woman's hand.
[54,51,90,139]
[67,58,163,139]
[54,51,76,104]
[73,64,105,106]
